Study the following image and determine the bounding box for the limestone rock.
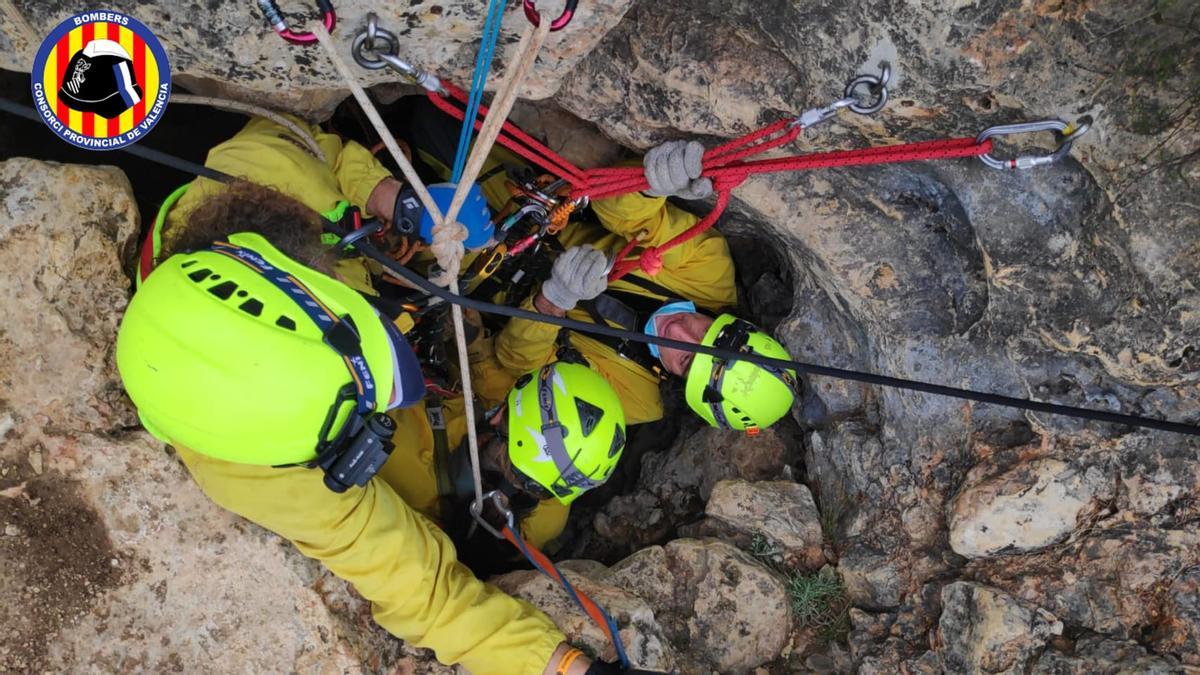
[1150,567,1200,666]
[973,523,1200,642]
[490,565,674,670]
[701,479,825,571]
[839,542,906,611]
[595,425,797,550]
[0,158,140,444]
[948,458,1110,559]
[937,582,1062,675]
[1031,636,1185,675]
[605,538,791,673]
[1,1,636,118]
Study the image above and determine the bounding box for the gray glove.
[541,245,609,311]
[643,140,713,200]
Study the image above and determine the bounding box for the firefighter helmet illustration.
[58,39,144,119]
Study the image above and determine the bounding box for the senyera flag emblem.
[30,9,171,151]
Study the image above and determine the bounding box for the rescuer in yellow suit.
[383,97,798,434]
[125,115,639,674]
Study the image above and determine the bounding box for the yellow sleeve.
[592,192,737,312]
[330,137,395,216]
[494,295,561,378]
[176,446,563,675]
[521,500,571,551]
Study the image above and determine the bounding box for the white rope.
[171,94,327,163]
[313,18,553,519]
[312,24,446,224]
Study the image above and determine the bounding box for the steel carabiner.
[975,116,1092,170]
[468,490,515,540]
[524,0,579,32]
[257,0,336,45]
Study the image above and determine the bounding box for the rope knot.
[429,220,468,286]
[639,247,664,276]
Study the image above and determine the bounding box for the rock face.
[948,458,1111,558]
[699,479,825,570]
[491,562,674,670]
[937,582,1062,675]
[558,0,1200,668]
[0,159,447,673]
[1,1,635,117]
[595,425,798,551]
[493,538,791,673]
[607,538,792,674]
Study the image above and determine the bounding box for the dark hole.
[239,299,264,317]
[187,268,212,282]
[181,260,197,268]
[207,280,238,300]
[236,290,248,298]
[275,316,297,331]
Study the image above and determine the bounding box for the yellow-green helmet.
[685,314,799,434]
[506,362,627,505]
[116,233,402,466]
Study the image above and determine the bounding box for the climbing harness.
[257,0,335,45]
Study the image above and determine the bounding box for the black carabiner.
[523,0,578,32]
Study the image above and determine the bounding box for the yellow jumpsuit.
[156,117,564,674]
[475,192,739,425]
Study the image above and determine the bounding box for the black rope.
[0,97,233,184]
[4,97,1197,437]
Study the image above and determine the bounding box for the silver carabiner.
[468,490,514,540]
[976,116,1092,170]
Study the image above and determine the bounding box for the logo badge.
[30,10,171,151]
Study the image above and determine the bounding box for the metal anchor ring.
[843,61,891,115]
[352,20,400,70]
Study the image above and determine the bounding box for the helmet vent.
[187,268,212,282]
[181,259,198,268]
[207,280,238,300]
[608,425,625,458]
[574,398,604,437]
[275,315,297,331]
[238,299,264,317]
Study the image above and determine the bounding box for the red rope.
[605,136,993,281]
[428,85,588,188]
[422,89,992,283]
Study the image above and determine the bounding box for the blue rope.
[451,0,507,183]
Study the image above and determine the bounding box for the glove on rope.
[541,245,608,311]
[643,140,713,200]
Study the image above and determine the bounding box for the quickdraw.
[257,0,335,45]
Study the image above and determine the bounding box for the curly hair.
[161,180,334,271]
